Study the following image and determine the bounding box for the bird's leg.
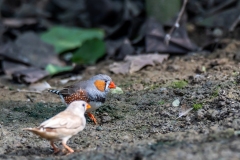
[50,141,60,154]
[62,141,74,154]
[87,112,98,124]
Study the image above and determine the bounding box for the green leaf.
[45,64,73,75]
[110,87,124,94]
[40,26,104,54]
[71,38,106,64]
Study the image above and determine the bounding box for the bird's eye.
[82,104,85,107]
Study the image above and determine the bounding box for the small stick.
[165,0,188,45]
[229,15,240,32]
[16,89,42,94]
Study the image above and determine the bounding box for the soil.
[1,40,240,160]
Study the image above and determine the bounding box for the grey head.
[85,74,115,102]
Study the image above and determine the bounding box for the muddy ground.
[1,40,240,160]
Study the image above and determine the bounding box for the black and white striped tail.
[48,89,61,95]
[48,89,67,106]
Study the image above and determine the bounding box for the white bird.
[23,101,91,154]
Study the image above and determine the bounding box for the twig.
[204,0,236,17]
[16,89,42,94]
[229,14,240,32]
[164,0,188,46]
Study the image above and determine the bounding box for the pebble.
[20,138,26,144]
[232,119,240,130]
[96,126,103,131]
[218,101,226,107]
[211,110,219,119]
[197,109,205,119]
[172,99,180,107]
[101,115,112,123]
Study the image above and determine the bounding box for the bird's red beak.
[108,81,116,89]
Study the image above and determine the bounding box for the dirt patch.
[1,43,240,159]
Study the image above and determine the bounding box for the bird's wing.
[59,81,88,97]
[40,111,83,129]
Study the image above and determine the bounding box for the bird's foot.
[62,143,74,155]
[87,112,98,125]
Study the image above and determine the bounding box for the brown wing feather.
[62,89,90,104]
[58,85,78,97]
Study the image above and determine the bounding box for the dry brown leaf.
[109,54,169,74]
[126,54,169,73]
[109,62,130,74]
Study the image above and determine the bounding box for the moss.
[170,80,188,89]
[232,72,238,76]
[158,100,165,105]
[193,103,202,110]
[212,86,220,97]
[13,102,65,119]
[98,104,124,120]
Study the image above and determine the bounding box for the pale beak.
[108,81,116,89]
[87,104,91,109]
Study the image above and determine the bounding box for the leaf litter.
[176,104,193,119]
[109,53,169,74]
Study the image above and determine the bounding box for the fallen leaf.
[126,54,169,73]
[0,32,63,68]
[145,18,197,54]
[176,104,193,119]
[59,75,83,84]
[12,68,49,84]
[146,0,181,24]
[2,61,28,76]
[45,64,74,75]
[110,87,124,94]
[40,26,104,53]
[109,53,169,74]
[29,81,51,92]
[109,62,130,74]
[114,39,135,61]
[3,18,37,28]
[71,38,106,64]
[196,6,240,29]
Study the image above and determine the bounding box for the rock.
[232,119,240,130]
[190,74,206,83]
[196,109,205,119]
[121,135,132,142]
[210,125,220,133]
[159,87,167,93]
[203,81,212,88]
[218,101,226,107]
[96,126,103,131]
[166,65,180,72]
[132,83,144,91]
[211,110,219,119]
[101,115,112,123]
[172,99,180,107]
[20,138,26,144]
[234,51,240,62]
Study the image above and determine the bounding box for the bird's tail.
[23,128,56,139]
[23,128,44,136]
[48,89,67,106]
[48,89,61,95]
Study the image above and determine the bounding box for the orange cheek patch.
[94,80,105,92]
